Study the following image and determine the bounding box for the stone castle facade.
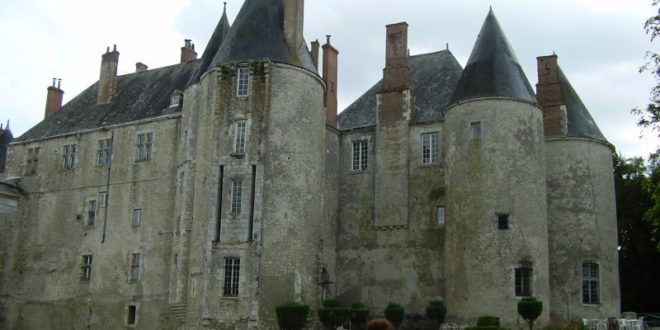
[0,0,620,329]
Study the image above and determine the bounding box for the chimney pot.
[310,40,320,70]
[180,39,198,64]
[383,22,410,91]
[322,38,339,127]
[45,78,64,118]
[97,45,120,104]
[536,54,566,136]
[136,62,149,72]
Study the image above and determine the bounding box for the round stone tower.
[443,10,550,326]
[536,54,620,321]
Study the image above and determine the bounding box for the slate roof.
[559,67,606,141]
[16,60,200,142]
[210,0,317,73]
[450,9,537,104]
[337,50,463,131]
[194,4,231,81]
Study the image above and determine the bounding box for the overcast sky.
[0,0,658,158]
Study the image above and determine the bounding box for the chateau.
[0,0,620,329]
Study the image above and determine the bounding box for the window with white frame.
[98,191,108,207]
[96,138,112,166]
[515,265,532,297]
[223,257,240,297]
[87,200,97,226]
[62,144,77,170]
[170,92,182,107]
[422,132,440,164]
[471,121,482,140]
[234,121,247,154]
[136,132,153,161]
[237,67,250,97]
[437,206,445,225]
[231,180,243,214]
[132,208,143,226]
[582,262,600,304]
[352,140,368,171]
[81,254,92,282]
[26,146,40,175]
[130,253,141,281]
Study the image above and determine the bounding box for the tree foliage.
[634,0,660,133]
[517,297,543,330]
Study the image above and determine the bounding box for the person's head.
[367,318,393,330]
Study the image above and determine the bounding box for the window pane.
[471,122,482,139]
[235,121,247,153]
[224,257,240,296]
[237,68,250,96]
[231,181,243,214]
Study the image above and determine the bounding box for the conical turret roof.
[451,9,537,104]
[210,0,316,72]
[558,68,606,141]
[195,3,231,80]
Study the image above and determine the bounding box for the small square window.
[170,92,182,107]
[471,122,482,140]
[497,213,509,230]
[437,206,445,225]
[132,209,143,226]
[237,67,250,97]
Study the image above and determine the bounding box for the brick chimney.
[44,78,64,119]
[97,45,119,105]
[310,39,320,70]
[383,22,410,92]
[180,39,197,64]
[136,62,148,72]
[283,0,304,49]
[322,36,338,127]
[536,54,567,136]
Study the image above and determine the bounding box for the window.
[87,200,97,226]
[352,140,368,171]
[231,180,243,214]
[437,206,445,225]
[26,147,39,175]
[471,122,482,140]
[81,255,92,282]
[422,132,440,164]
[497,213,509,230]
[136,132,153,161]
[223,257,240,297]
[582,262,600,304]
[132,208,143,226]
[237,67,250,96]
[515,266,533,297]
[98,191,108,207]
[234,121,247,154]
[127,305,137,326]
[96,138,112,166]
[62,144,77,170]
[170,92,182,107]
[130,253,141,281]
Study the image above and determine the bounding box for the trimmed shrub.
[318,299,350,329]
[426,300,447,327]
[384,303,405,329]
[350,302,370,329]
[276,302,310,330]
[517,297,543,330]
[477,316,501,327]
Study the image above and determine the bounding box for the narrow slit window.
[81,254,92,282]
[87,200,97,226]
[231,180,243,214]
[497,213,509,230]
[437,206,445,225]
[127,305,137,325]
[130,253,141,281]
[471,121,482,140]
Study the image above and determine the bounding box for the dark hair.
[367,318,393,330]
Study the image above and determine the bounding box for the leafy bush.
[385,303,405,328]
[275,302,309,330]
[426,300,447,326]
[350,302,370,329]
[517,297,543,330]
[318,299,350,329]
[477,316,501,327]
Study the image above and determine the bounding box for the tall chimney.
[322,36,338,127]
[283,0,304,50]
[135,62,148,72]
[383,22,410,92]
[180,39,198,64]
[310,39,320,70]
[44,78,64,119]
[536,54,567,136]
[97,45,120,105]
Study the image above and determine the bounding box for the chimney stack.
[536,54,567,136]
[383,22,410,91]
[180,39,198,64]
[97,45,120,105]
[45,78,64,119]
[322,36,338,127]
[311,39,320,70]
[283,0,304,50]
[136,62,149,72]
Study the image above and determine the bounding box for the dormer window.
[237,67,250,97]
[170,91,183,107]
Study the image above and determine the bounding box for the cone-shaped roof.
[558,68,606,141]
[210,0,316,72]
[195,3,231,80]
[451,9,537,104]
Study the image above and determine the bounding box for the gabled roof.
[210,0,317,73]
[450,9,537,104]
[16,61,200,142]
[194,4,231,81]
[338,50,463,131]
[559,67,606,141]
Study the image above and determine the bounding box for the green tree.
[517,297,543,330]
